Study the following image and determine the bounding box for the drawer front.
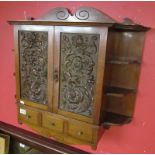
[42,114,64,133]
[68,121,93,142]
[19,107,41,126]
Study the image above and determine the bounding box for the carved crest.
[39,7,116,23]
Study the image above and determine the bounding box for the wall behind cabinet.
[0,1,155,153]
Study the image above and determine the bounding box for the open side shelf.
[103,112,132,126]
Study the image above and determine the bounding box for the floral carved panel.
[59,32,100,116]
[19,31,48,104]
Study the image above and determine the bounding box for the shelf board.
[106,59,141,65]
[106,56,141,65]
[105,86,136,96]
[103,112,132,126]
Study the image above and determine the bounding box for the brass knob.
[51,122,55,126]
[26,115,31,119]
[78,131,83,136]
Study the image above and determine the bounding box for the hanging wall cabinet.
[8,7,149,149]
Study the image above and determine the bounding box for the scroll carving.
[59,33,100,116]
[40,7,116,23]
[19,31,48,104]
[56,9,69,20]
[41,7,70,20]
[75,10,89,20]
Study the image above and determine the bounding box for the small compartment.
[106,31,145,61]
[103,112,132,126]
[108,64,140,89]
[18,106,41,126]
[42,113,64,133]
[68,120,93,143]
[105,93,136,116]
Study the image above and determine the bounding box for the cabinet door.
[53,26,108,124]
[14,25,54,110]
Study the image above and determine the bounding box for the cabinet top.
[8,7,149,31]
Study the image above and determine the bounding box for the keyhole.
[51,122,55,126]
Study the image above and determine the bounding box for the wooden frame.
[0,133,10,154]
[0,121,89,154]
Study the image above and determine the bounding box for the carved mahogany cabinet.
[8,7,149,149]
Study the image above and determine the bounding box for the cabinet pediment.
[39,7,116,24]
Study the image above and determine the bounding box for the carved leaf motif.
[19,31,48,104]
[59,33,100,116]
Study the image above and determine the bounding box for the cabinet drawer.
[19,107,41,126]
[42,114,64,133]
[68,121,93,142]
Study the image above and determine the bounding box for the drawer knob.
[26,115,31,119]
[78,131,83,136]
[51,122,55,126]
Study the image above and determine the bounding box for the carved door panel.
[53,26,108,124]
[15,25,54,110]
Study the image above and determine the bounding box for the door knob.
[53,69,59,82]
